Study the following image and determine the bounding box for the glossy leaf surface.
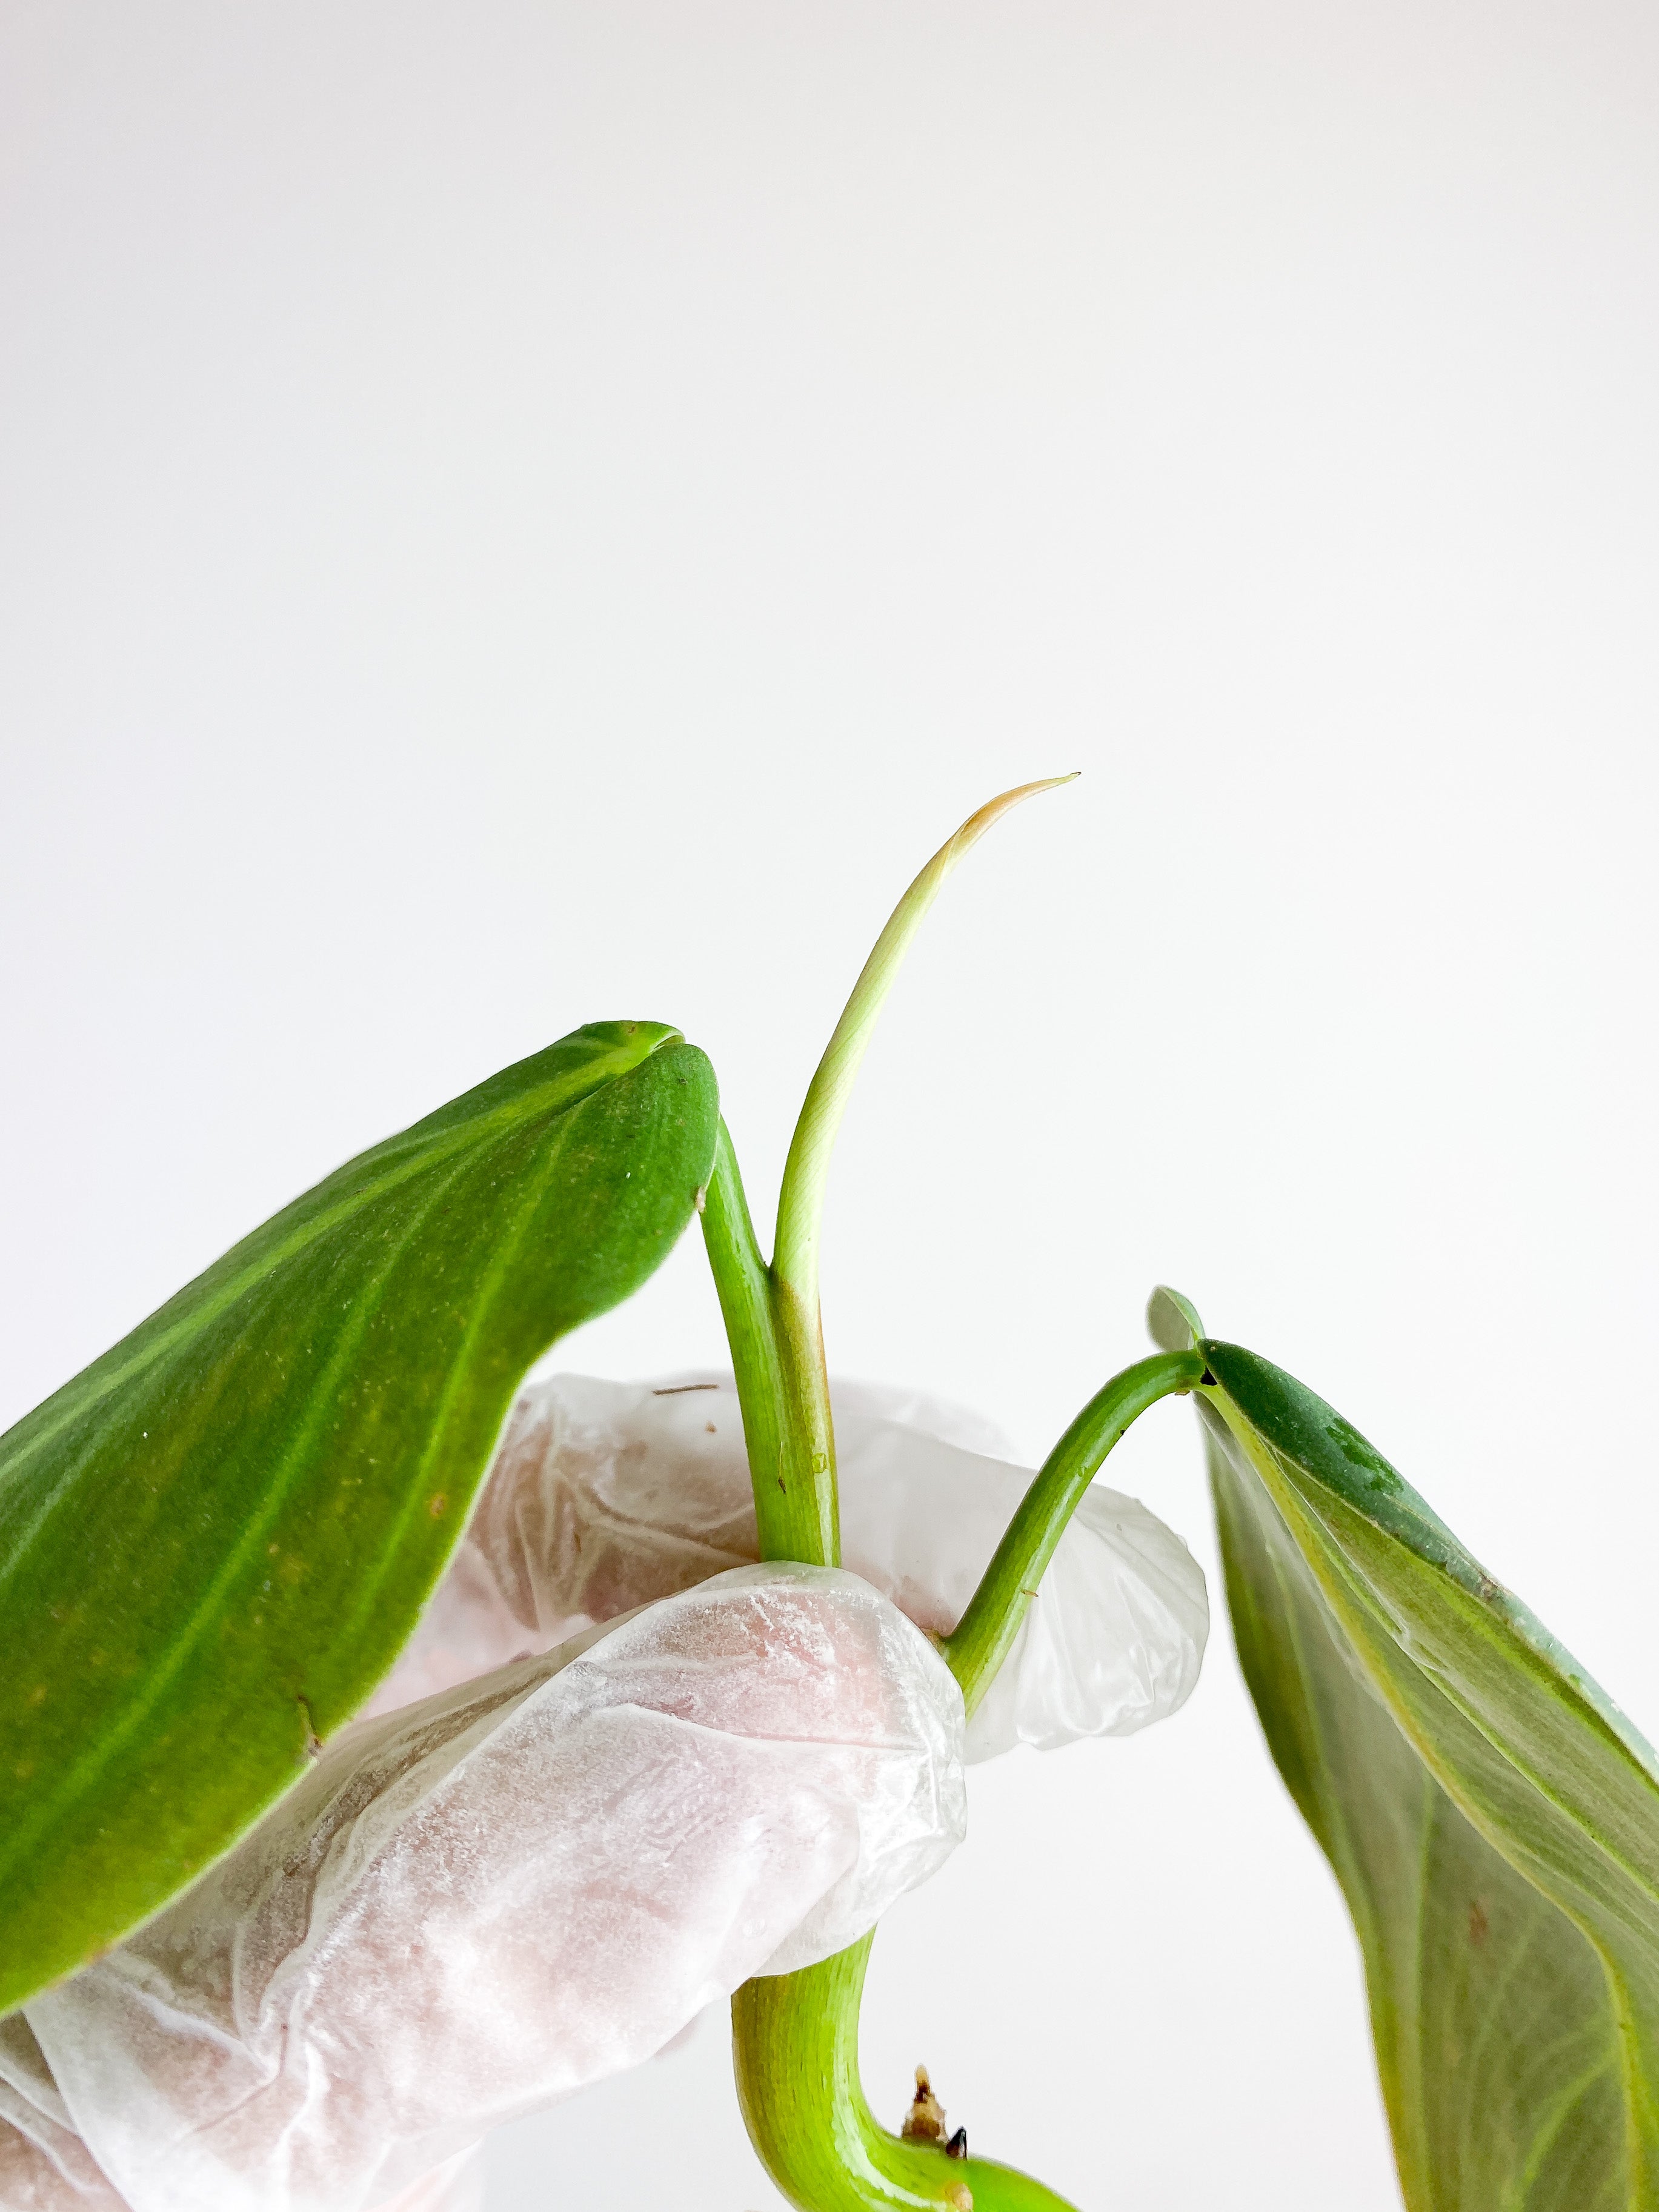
[1193,1326,1659,2211]
[0,1022,717,2014]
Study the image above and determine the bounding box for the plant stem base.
[732,1937,1082,2212]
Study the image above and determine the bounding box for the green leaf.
[1192,1329,1659,2211]
[0,1021,718,2015]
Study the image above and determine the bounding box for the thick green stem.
[702,1120,839,1564]
[733,1935,1080,2212]
[942,1350,1206,1715]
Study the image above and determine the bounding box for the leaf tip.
[1147,1284,1204,1353]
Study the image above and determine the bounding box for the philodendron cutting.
[3,783,1657,2212]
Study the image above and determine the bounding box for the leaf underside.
[1193,1334,1659,2212]
[0,1021,719,2016]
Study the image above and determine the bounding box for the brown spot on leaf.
[428,1493,448,1518]
[296,1695,323,1761]
[1469,1899,1489,1947]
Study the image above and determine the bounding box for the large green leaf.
[1150,1294,1659,2210]
[0,1021,717,2014]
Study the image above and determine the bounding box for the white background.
[2,5,1656,2208]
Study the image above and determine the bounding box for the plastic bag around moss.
[368,1371,1209,1760]
[18,1567,964,2212]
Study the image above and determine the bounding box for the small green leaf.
[1146,1283,1204,1353]
[0,1021,718,2015]
[1196,1337,1659,2212]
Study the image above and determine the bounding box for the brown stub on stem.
[902,2064,948,2144]
[901,2068,973,2207]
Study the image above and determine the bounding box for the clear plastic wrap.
[377,2148,482,2212]
[8,1373,1207,2211]
[0,2101,482,2212]
[367,1372,1209,1759]
[0,2015,125,2209]
[19,1567,962,2212]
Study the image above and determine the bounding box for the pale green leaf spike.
[710,776,1080,1572]
[773,775,1079,1314]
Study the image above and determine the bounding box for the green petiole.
[941,1349,1206,1715]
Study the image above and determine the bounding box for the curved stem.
[733,1935,1080,2212]
[942,1350,1206,1715]
[725,1352,1201,2210]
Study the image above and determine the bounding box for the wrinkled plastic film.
[25,1568,964,2212]
[377,2147,484,2212]
[0,2122,481,2212]
[368,1372,1208,1759]
[0,2013,125,2208]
